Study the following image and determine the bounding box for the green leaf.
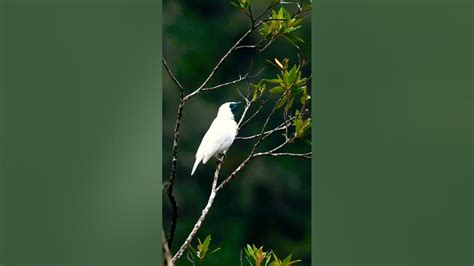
[291,86,304,95]
[276,95,287,109]
[283,35,300,49]
[252,88,258,102]
[285,96,294,112]
[230,1,240,8]
[289,17,304,28]
[294,116,302,134]
[298,118,311,137]
[278,7,284,18]
[295,77,307,87]
[209,247,221,255]
[188,244,197,254]
[202,235,211,253]
[265,251,272,266]
[270,252,281,266]
[284,26,301,34]
[265,78,283,84]
[288,65,298,84]
[300,86,310,104]
[282,254,292,265]
[269,86,286,94]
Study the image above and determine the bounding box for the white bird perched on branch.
[191,102,242,175]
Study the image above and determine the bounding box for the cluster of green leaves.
[293,109,311,138]
[244,244,301,266]
[188,235,221,264]
[259,7,304,48]
[249,58,311,139]
[249,80,267,102]
[244,244,271,266]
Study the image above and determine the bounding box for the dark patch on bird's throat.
[229,102,242,114]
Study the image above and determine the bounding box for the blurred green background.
[1,2,162,265]
[313,1,472,265]
[162,0,312,265]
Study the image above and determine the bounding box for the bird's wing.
[196,118,236,164]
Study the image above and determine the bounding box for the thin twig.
[202,68,264,91]
[257,36,277,52]
[202,74,249,91]
[163,58,185,93]
[235,39,264,50]
[237,97,252,127]
[255,152,312,159]
[240,249,243,266]
[248,3,255,28]
[236,118,292,140]
[239,95,271,129]
[255,0,280,22]
[250,92,288,152]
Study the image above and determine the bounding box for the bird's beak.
[236,101,243,106]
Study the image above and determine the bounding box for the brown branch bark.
[163,229,174,266]
[163,57,187,247]
[165,100,185,247]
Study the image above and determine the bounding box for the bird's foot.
[214,154,225,164]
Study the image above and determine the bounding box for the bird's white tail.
[191,158,200,175]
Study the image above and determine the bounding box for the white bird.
[191,101,242,175]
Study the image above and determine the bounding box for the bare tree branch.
[162,57,187,248]
[171,156,225,263]
[165,101,185,247]
[163,229,174,266]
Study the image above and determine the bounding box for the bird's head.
[217,101,243,119]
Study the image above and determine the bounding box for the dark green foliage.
[259,7,304,49]
[263,58,311,138]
